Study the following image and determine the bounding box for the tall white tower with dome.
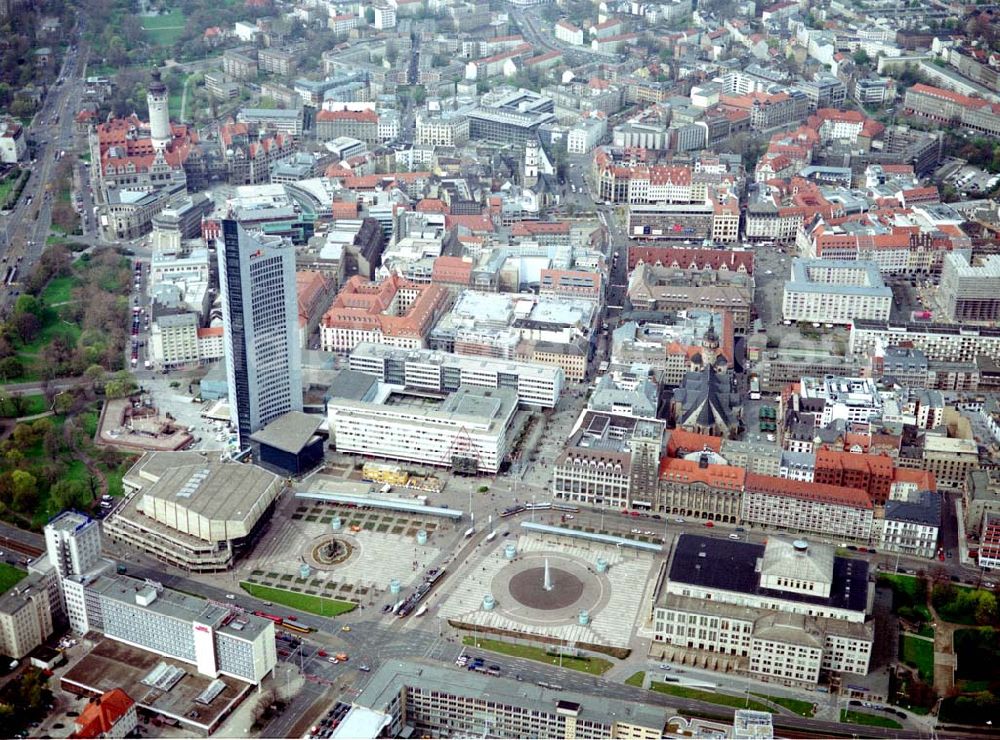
[147,68,171,152]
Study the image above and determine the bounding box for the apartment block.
[0,574,53,658]
[877,491,941,559]
[741,474,874,542]
[939,252,1000,323]
[782,259,892,325]
[349,342,563,408]
[321,275,449,353]
[921,435,978,491]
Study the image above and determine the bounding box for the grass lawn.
[625,671,645,687]
[650,682,772,712]
[462,637,613,676]
[750,693,816,716]
[169,90,183,120]
[142,10,186,45]
[901,634,934,683]
[0,562,26,594]
[79,410,99,438]
[239,581,356,617]
[0,394,48,418]
[41,275,80,305]
[840,709,902,729]
[0,168,21,204]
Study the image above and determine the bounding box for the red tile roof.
[72,689,134,739]
[745,473,872,508]
[659,456,745,489]
[628,246,753,273]
[322,275,448,338]
[432,255,474,285]
[316,108,378,123]
[665,429,723,457]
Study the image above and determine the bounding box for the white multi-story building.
[939,252,1000,323]
[373,0,396,29]
[0,575,53,659]
[0,118,26,163]
[72,575,277,684]
[415,114,471,147]
[218,219,303,450]
[377,110,401,142]
[326,379,518,474]
[742,473,875,542]
[197,326,224,361]
[799,375,884,428]
[328,12,361,34]
[348,342,564,408]
[45,511,103,579]
[46,510,278,685]
[782,259,893,325]
[567,116,607,155]
[653,536,873,688]
[554,19,584,45]
[149,313,200,368]
[850,319,1000,366]
[877,491,941,559]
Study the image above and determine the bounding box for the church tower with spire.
[701,315,720,367]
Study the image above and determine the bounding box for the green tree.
[10,469,37,511]
[12,422,37,449]
[974,590,997,625]
[14,294,41,317]
[105,370,137,399]
[84,364,106,391]
[853,49,871,66]
[50,479,89,511]
[0,357,23,381]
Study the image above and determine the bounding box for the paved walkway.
[928,602,958,697]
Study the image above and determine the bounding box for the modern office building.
[653,536,873,688]
[349,342,564,408]
[782,259,892,325]
[348,660,669,739]
[218,219,303,450]
[850,319,1000,366]
[103,451,285,572]
[939,252,1000,323]
[552,411,666,509]
[237,108,305,137]
[68,574,277,685]
[326,372,518,474]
